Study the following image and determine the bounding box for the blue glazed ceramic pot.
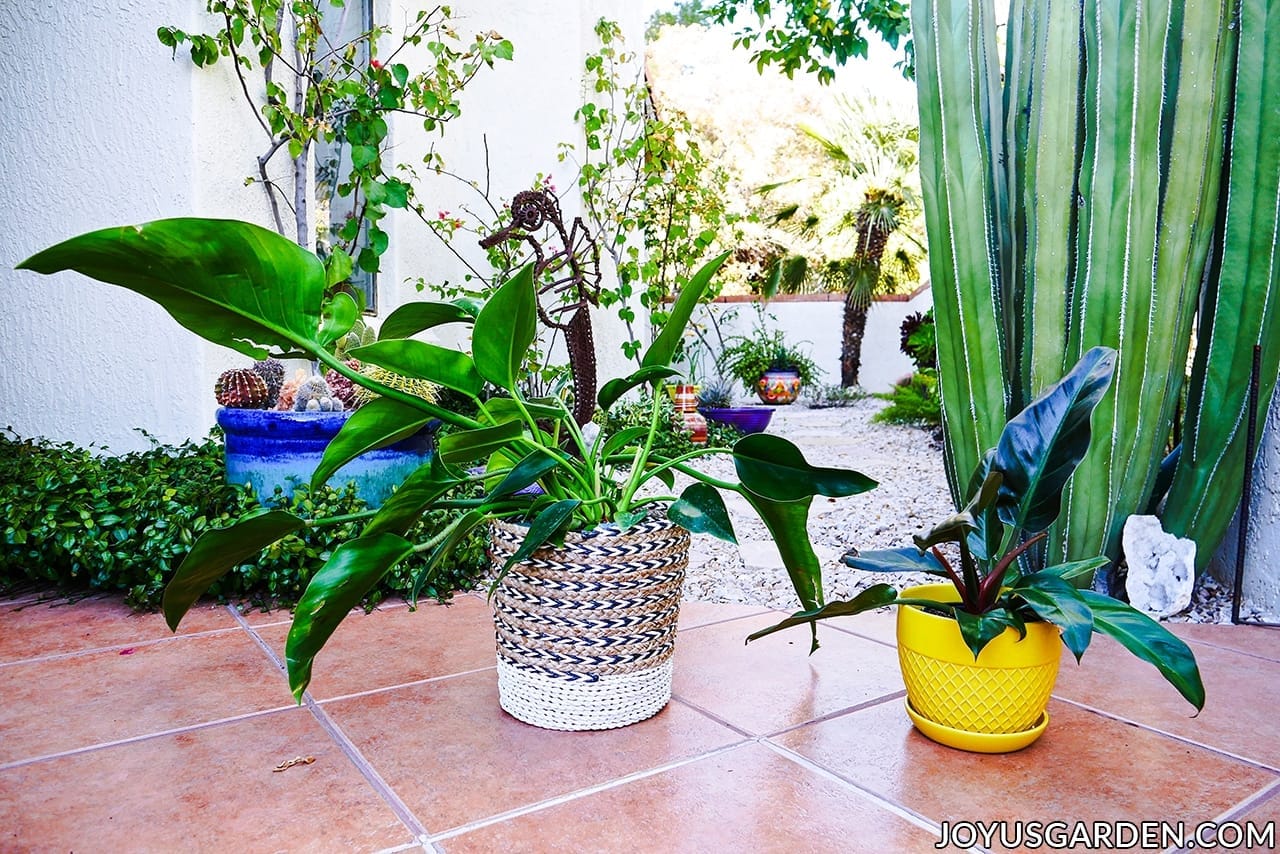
[700,406,774,434]
[215,408,436,507]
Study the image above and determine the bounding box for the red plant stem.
[930,546,967,594]
[979,530,1049,610]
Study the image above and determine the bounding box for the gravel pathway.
[682,399,952,609]
[681,398,1241,624]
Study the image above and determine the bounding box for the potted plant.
[747,347,1204,752]
[19,217,876,731]
[697,378,774,434]
[720,323,822,405]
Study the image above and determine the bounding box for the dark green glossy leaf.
[954,609,1024,660]
[438,420,524,464]
[1079,590,1205,711]
[668,483,737,543]
[378,300,477,340]
[363,456,463,537]
[600,426,650,460]
[745,584,898,643]
[481,397,568,425]
[318,291,359,349]
[486,449,560,500]
[597,365,680,410]
[641,251,731,370]
[1145,445,1181,515]
[733,433,877,502]
[497,499,582,578]
[993,347,1116,532]
[1041,556,1111,587]
[349,339,483,397]
[473,264,536,389]
[411,509,488,602]
[162,509,305,631]
[912,510,977,551]
[311,398,433,491]
[615,509,648,530]
[18,218,327,360]
[285,533,415,700]
[843,546,947,575]
[741,490,824,651]
[1011,572,1094,661]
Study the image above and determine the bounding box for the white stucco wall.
[0,1,642,452]
[0,1,223,452]
[1208,394,1280,619]
[690,288,933,397]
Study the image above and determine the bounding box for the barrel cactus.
[214,368,269,409]
[294,375,343,412]
[251,358,285,406]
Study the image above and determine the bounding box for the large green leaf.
[741,490,824,651]
[1010,572,1094,661]
[843,547,947,575]
[378,300,477,340]
[18,218,327,360]
[600,426,651,460]
[496,499,582,578]
[597,365,681,411]
[481,397,568,425]
[733,433,877,502]
[285,533,415,700]
[668,483,737,543]
[318,292,359,349]
[363,456,463,537]
[641,251,731,370]
[349,340,483,397]
[472,264,536,389]
[311,398,434,491]
[486,449,560,500]
[1079,590,1205,711]
[954,609,1027,660]
[992,347,1116,533]
[411,509,489,601]
[162,509,305,630]
[745,584,899,643]
[438,420,524,464]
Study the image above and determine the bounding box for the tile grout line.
[1217,775,1280,823]
[311,664,498,707]
[676,609,774,633]
[1179,635,1280,665]
[665,694,756,739]
[424,738,754,845]
[0,703,302,771]
[758,740,988,854]
[766,690,908,739]
[1053,695,1280,774]
[825,618,900,650]
[0,625,249,670]
[226,606,436,842]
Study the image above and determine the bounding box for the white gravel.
[681,399,1245,624]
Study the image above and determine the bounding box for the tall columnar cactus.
[916,0,1280,575]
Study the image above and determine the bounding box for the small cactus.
[351,366,440,409]
[252,358,285,406]
[276,369,306,411]
[324,359,362,410]
[215,368,269,408]
[294,375,344,412]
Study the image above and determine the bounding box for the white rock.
[1123,515,1196,618]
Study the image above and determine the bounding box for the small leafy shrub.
[873,369,942,427]
[720,325,822,393]
[0,430,487,610]
[899,308,937,370]
[804,383,866,409]
[598,393,742,457]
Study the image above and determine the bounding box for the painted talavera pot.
[216,407,436,507]
[897,583,1061,753]
[756,368,802,405]
[488,517,689,731]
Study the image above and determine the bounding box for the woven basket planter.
[489,517,690,731]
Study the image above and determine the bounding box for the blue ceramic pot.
[700,406,774,434]
[216,407,437,507]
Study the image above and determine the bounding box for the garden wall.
[691,286,933,396]
[0,1,643,452]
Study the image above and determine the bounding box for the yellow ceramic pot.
[897,583,1061,752]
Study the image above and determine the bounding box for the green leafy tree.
[158,1,511,274]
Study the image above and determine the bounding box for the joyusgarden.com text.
[935,820,1275,850]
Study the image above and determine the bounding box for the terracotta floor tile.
[1171,622,1280,662]
[253,596,497,700]
[825,606,899,647]
[0,708,409,853]
[1237,784,1280,828]
[235,594,410,628]
[441,742,939,853]
[776,697,1277,851]
[0,631,287,765]
[672,614,904,734]
[677,599,770,630]
[0,595,240,664]
[324,669,743,833]
[1053,636,1280,767]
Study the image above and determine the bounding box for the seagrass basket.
[488,517,690,731]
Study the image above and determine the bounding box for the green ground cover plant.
[0,431,485,610]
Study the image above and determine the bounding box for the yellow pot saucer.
[905,701,1049,753]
